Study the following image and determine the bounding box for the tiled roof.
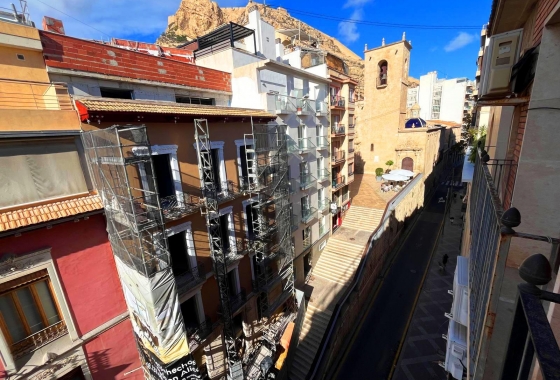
[76,98,275,118]
[0,195,103,233]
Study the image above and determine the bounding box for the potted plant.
[385,160,394,173]
[375,168,384,181]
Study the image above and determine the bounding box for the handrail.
[307,173,424,379]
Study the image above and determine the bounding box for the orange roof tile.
[0,195,103,233]
[76,98,276,119]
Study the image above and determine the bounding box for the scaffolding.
[82,125,200,379]
[193,119,244,380]
[244,123,295,319]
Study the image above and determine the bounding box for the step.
[289,360,308,380]
[312,265,357,280]
[315,253,361,267]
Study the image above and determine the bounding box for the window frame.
[0,273,64,351]
[0,248,78,372]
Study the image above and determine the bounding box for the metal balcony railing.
[175,262,206,296]
[291,213,300,231]
[330,95,345,107]
[316,136,330,149]
[348,171,355,181]
[186,316,214,352]
[317,168,330,182]
[289,137,316,153]
[11,321,68,359]
[348,124,355,134]
[331,125,345,135]
[160,193,203,221]
[216,180,247,203]
[229,288,247,313]
[301,207,318,224]
[342,192,350,203]
[316,100,329,115]
[300,173,317,190]
[302,235,312,250]
[318,198,330,213]
[332,175,345,189]
[331,150,346,164]
[0,79,73,111]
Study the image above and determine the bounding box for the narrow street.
[334,184,449,380]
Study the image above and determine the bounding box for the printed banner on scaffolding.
[115,257,202,380]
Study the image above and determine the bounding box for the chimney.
[42,16,65,35]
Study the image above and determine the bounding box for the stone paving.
[392,193,465,380]
[349,174,389,209]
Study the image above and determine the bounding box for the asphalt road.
[334,186,448,380]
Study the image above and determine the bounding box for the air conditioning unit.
[443,320,467,380]
[451,256,468,326]
[480,28,523,97]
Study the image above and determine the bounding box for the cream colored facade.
[357,37,445,182]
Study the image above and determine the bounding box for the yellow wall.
[0,46,49,83]
[359,41,411,174]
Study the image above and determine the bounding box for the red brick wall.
[533,0,560,45]
[504,103,528,209]
[40,31,231,93]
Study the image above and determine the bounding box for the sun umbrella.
[390,169,414,177]
[382,173,408,181]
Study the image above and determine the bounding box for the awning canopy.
[382,173,409,181]
[390,169,414,177]
[183,22,255,52]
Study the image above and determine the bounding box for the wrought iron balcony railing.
[175,262,206,296]
[331,124,345,135]
[331,150,346,164]
[330,95,345,107]
[161,193,203,221]
[316,136,330,150]
[186,316,214,352]
[332,175,345,189]
[11,321,68,359]
[301,207,318,224]
[300,173,317,190]
[317,168,330,182]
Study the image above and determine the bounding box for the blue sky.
[25,0,492,80]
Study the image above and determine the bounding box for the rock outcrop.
[158,0,364,92]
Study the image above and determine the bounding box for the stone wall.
[307,174,426,379]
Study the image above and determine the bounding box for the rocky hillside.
[158,0,364,92]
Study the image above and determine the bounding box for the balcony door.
[333,114,340,127]
[168,231,191,276]
[152,154,175,198]
[301,195,310,215]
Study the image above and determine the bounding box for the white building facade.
[415,71,473,124]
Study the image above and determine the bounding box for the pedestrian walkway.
[392,193,464,380]
[289,175,386,380]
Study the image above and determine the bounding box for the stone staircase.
[339,206,384,232]
[288,205,385,379]
[288,304,332,380]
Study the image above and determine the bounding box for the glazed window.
[0,270,66,358]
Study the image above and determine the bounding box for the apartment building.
[192,8,333,291]
[446,0,560,379]
[416,71,473,124]
[0,13,142,380]
[326,54,356,232]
